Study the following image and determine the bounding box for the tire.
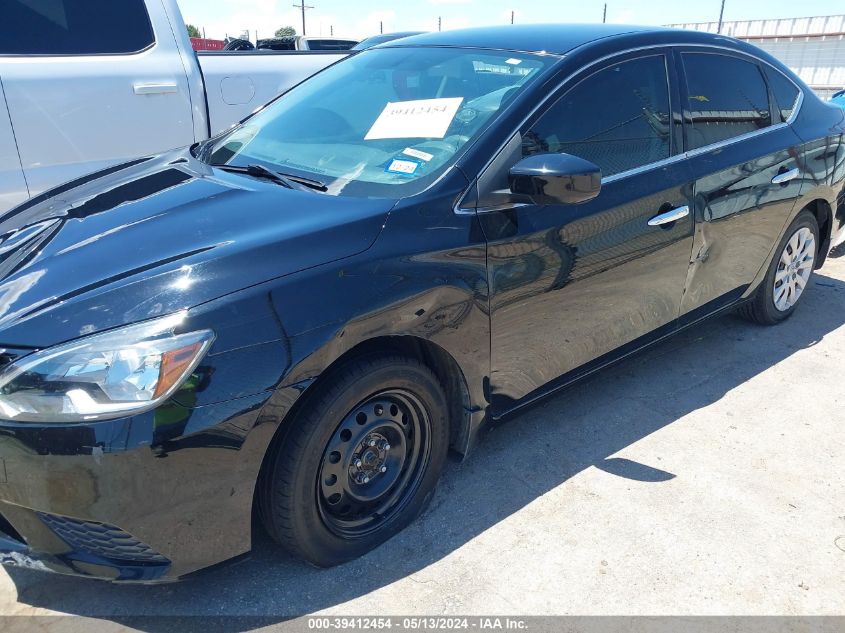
[260,354,450,567]
[737,210,819,325]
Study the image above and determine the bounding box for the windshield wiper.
[278,172,329,192]
[212,163,327,192]
[213,163,299,190]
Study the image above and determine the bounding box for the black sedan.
[0,25,842,582]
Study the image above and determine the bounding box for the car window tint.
[0,0,155,55]
[765,67,801,122]
[682,53,772,150]
[523,55,671,178]
[307,40,359,51]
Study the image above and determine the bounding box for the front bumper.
[0,513,170,582]
[0,390,275,583]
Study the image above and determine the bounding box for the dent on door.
[680,136,804,319]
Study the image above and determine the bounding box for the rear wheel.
[260,354,449,567]
[738,210,819,325]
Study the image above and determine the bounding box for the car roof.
[354,32,427,49]
[369,31,427,40]
[383,24,664,55]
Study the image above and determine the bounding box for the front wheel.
[260,354,450,567]
[738,210,819,325]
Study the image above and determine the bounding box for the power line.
[293,1,315,36]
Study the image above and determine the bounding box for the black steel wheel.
[260,354,449,567]
[318,390,431,538]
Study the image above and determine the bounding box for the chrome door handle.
[772,167,800,185]
[648,205,690,227]
[133,82,178,95]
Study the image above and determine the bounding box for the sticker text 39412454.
[365,98,464,140]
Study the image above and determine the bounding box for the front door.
[473,52,696,413]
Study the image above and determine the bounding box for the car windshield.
[206,47,552,197]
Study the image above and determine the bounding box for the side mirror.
[508,153,602,205]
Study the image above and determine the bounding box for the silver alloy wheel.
[773,226,816,312]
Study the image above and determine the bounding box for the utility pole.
[717,0,726,33]
[603,4,607,23]
[330,25,333,36]
[511,10,515,25]
[293,1,315,36]
[380,20,383,34]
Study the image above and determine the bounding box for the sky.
[177,0,843,41]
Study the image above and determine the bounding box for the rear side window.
[524,55,672,178]
[682,53,772,150]
[0,0,155,55]
[765,67,801,122]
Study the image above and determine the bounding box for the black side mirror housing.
[508,153,602,205]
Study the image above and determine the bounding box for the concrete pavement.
[2,252,845,628]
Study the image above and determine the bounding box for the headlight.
[0,313,214,423]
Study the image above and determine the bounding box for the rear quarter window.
[765,67,801,122]
[0,0,155,55]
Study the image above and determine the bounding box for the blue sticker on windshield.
[385,158,421,176]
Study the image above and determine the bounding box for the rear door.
[677,49,805,320]
[0,0,196,204]
[0,77,28,210]
[475,51,696,411]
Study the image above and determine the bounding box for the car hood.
[0,151,396,348]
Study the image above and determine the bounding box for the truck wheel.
[738,210,819,325]
[261,354,450,567]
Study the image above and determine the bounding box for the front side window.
[0,0,155,55]
[207,47,551,197]
[522,55,672,178]
[682,53,772,151]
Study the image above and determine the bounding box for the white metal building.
[668,15,845,100]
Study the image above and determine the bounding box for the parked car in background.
[0,0,349,213]
[0,24,842,584]
[352,32,427,50]
[257,36,359,51]
[832,89,845,109]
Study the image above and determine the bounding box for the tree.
[275,26,297,37]
[186,24,201,38]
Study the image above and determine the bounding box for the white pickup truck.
[0,0,349,212]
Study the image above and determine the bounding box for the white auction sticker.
[365,98,464,140]
[402,147,435,162]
